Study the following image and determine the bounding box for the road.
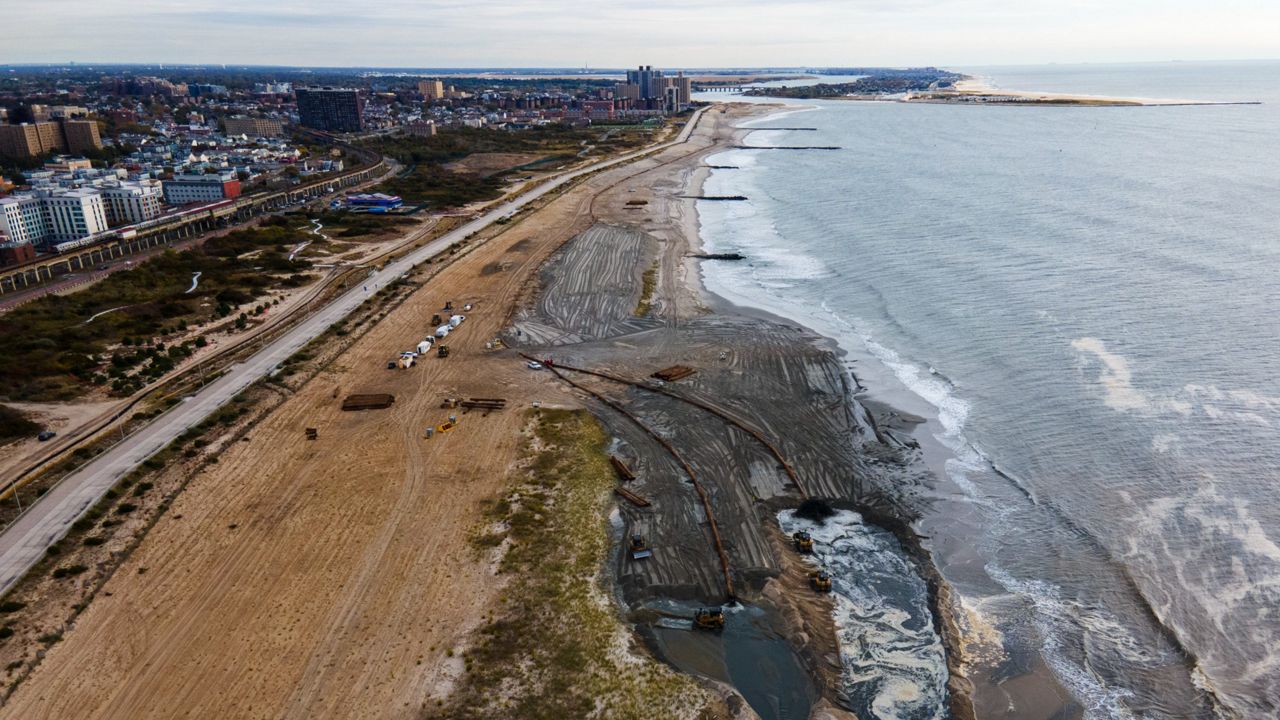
[0,109,707,597]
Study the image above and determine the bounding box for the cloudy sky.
[5,0,1279,67]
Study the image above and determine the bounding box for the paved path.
[0,110,707,596]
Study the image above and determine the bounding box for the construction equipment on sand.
[652,365,696,382]
[614,487,651,508]
[693,608,725,631]
[809,570,833,593]
[792,530,814,554]
[629,534,653,560]
[441,398,460,409]
[437,345,450,358]
[437,420,457,434]
[342,394,395,411]
[443,301,453,311]
[460,398,506,411]
[610,455,637,482]
[305,428,318,440]
[431,314,442,326]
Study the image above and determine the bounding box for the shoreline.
[679,102,977,719]
[912,77,1262,106]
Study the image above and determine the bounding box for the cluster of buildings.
[0,120,315,258]
[616,66,693,114]
[0,117,103,159]
[0,154,241,255]
[0,63,698,265]
[291,66,692,135]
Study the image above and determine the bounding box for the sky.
[5,0,1279,68]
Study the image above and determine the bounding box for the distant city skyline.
[5,0,1279,68]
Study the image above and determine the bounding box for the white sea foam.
[983,564,1140,720]
[1071,340,1280,430]
[779,509,949,720]
[1121,479,1280,714]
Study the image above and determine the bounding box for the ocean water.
[694,62,1280,719]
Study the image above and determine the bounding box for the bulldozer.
[809,570,833,593]
[693,608,725,631]
[431,314,442,326]
[792,530,814,554]
[437,345,450,358]
[629,534,653,560]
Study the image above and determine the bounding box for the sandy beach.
[0,102,993,719]
[924,77,1254,106]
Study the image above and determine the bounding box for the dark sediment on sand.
[503,105,976,720]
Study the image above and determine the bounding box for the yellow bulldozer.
[693,608,725,631]
[792,530,814,554]
[809,570,833,593]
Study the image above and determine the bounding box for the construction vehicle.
[437,345,450,358]
[305,428,318,440]
[693,608,725,631]
[443,300,453,311]
[629,534,653,560]
[809,570,833,593]
[431,314,442,326]
[792,530,814,553]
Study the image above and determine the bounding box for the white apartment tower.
[101,180,164,226]
[0,195,51,245]
[42,189,109,241]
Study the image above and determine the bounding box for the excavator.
[809,570,833,593]
[792,530,814,554]
[693,608,725,631]
[629,534,653,560]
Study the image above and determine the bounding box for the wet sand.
[509,102,980,719]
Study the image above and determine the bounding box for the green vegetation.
[310,209,413,238]
[360,124,654,209]
[375,165,505,208]
[436,409,708,719]
[0,405,40,443]
[361,125,595,166]
[0,219,314,401]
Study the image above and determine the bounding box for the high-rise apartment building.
[295,87,365,132]
[0,119,102,158]
[0,122,66,159]
[626,65,666,100]
[62,119,102,154]
[42,189,110,241]
[101,180,164,226]
[666,72,692,107]
[0,188,110,246]
[0,195,51,245]
[418,79,445,100]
